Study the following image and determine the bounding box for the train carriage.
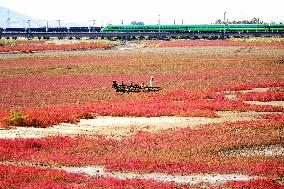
[1,23,283,39]
[28,27,47,32]
[47,27,68,32]
[69,27,89,32]
[101,23,284,33]
[4,28,26,32]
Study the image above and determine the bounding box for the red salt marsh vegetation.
[0,39,115,53]
[142,39,284,48]
[0,40,284,188]
[0,44,283,109]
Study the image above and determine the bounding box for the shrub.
[4,110,27,126]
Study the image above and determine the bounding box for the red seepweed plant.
[0,42,114,52]
[1,87,283,128]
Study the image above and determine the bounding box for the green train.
[101,24,284,32]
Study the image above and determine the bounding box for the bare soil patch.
[61,165,257,185]
[0,161,257,185]
[0,111,275,139]
[1,86,282,139]
[220,144,284,157]
[224,87,284,108]
[244,100,284,107]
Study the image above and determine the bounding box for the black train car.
[47,27,68,32]
[90,27,102,32]
[69,27,89,32]
[28,27,47,32]
[68,27,102,32]
[5,28,26,32]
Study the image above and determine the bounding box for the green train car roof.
[104,24,283,27]
[102,24,284,31]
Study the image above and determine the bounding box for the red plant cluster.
[105,159,284,177]
[211,82,284,93]
[218,179,284,189]
[1,40,284,187]
[0,164,191,189]
[1,164,283,189]
[2,89,283,127]
[261,112,284,120]
[143,39,284,48]
[0,119,283,179]
[104,120,284,177]
[1,44,283,112]
[0,42,114,52]
[0,164,86,189]
[238,91,284,102]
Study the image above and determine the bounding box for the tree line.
[215,17,276,24]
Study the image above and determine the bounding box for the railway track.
[1,31,284,39]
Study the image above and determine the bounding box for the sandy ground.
[0,161,257,185]
[0,110,275,139]
[61,165,257,185]
[220,144,284,157]
[245,100,284,107]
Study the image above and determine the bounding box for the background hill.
[0,6,33,28]
[0,6,86,28]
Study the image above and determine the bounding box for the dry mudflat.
[0,110,276,139]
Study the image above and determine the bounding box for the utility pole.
[27,20,31,38]
[6,9,10,28]
[57,20,61,27]
[182,19,184,25]
[121,20,124,25]
[158,14,161,39]
[174,19,175,25]
[89,19,95,32]
[27,19,31,27]
[223,12,227,38]
[46,20,49,32]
